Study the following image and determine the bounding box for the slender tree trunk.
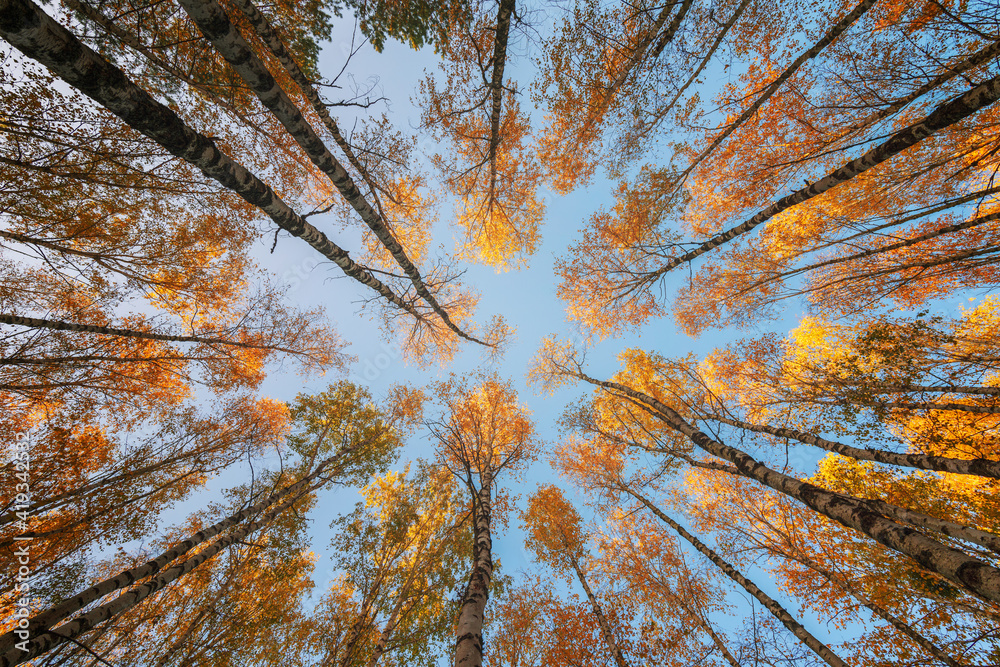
[646,0,694,60]
[879,400,1000,415]
[228,0,388,211]
[635,0,751,140]
[678,600,741,667]
[486,0,516,201]
[677,446,1000,555]
[705,414,1000,479]
[737,210,1000,298]
[568,556,630,667]
[365,587,408,667]
[364,540,429,667]
[651,65,1000,277]
[584,0,692,136]
[177,0,485,346]
[0,455,341,666]
[151,586,229,667]
[338,581,384,667]
[838,40,1000,143]
[0,313,303,356]
[453,482,493,667]
[0,447,349,656]
[865,385,1000,397]
[622,486,849,667]
[621,394,1000,553]
[569,371,1000,604]
[0,0,418,315]
[603,1,680,98]
[58,0,312,173]
[674,0,875,184]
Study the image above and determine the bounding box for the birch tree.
[425,374,537,667]
[522,485,631,667]
[531,339,1000,605]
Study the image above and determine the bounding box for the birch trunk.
[338,577,386,667]
[58,0,303,167]
[623,486,849,667]
[603,2,680,97]
[636,0,751,140]
[675,0,875,184]
[365,588,406,667]
[0,313,303,356]
[486,0,515,200]
[839,40,1000,142]
[453,483,493,667]
[177,0,485,346]
[646,0,694,60]
[589,0,691,126]
[568,557,630,667]
[0,0,417,315]
[789,550,965,667]
[0,457,340,667]
[683,448,1000,554]
[706,414,1000,479]
[879,400,1000,415]
[569,372,1000,604]
[740,210,1000,297]
[681,601,741,667]
[228,0,388,211]
[0,449,347,656]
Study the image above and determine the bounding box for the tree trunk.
[178,0,485,346]
[568,556,630,667]
[0,0,418,315]
[789,550,965,667]
[603,1,681,98]
[646,0,694,60]
[706,414,1000,479]
[571,372,1000,604]
[879,400,1000,415]
[0,456,340,666]
[679,600,741,667]
[838,40,1000,142]
[622,486,849,667]
[453,483,493,667]
[865,384,1000,397]
[59,0,308,171]
[587,0,692,131]
[0,313,303,356]
[0,448,348,657]
[339,565,394,667]
[635,0,751,142]
[677,445,1000,555]
[739,210,1000,298]
[486,0,516,201]
[675,0,875,184]
[652,65,1000,277]
[229,0,388,211]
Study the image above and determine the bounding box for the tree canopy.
[2,0,1000,665]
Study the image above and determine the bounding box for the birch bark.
[177,0,486,345]
[0,0,417,315]
[623,486,849,667]
[453,483,493,667]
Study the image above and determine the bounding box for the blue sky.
[236,4,851,652]
[183,2,991,658]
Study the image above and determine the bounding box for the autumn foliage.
[3,0,1000,665]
